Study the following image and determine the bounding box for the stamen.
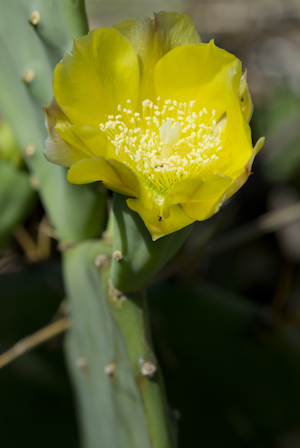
[99,99,224,195]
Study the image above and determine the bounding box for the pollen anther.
[100,99,223,195]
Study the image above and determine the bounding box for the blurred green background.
[1,0,300,447]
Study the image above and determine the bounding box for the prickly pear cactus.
[63,240,176,448]
[0,0,107,242]
[0,3,177,448]
[0,119,36,247]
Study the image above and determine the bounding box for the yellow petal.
[127,198,194,240]
[153,11,201,50]
[191,68,253,182]
[55,121,115,160]
[114,12,200,102]
[224,136,265,200]
[43,96,67,126]
[43,97,87,167]
[154,40,242,120]
[238,70,253,122]
[163,174,233,223]
[216,70,254,179]
[180,196,225,221]
[169,174,233,205]
[67,157,148,201]
[53,27,140,127]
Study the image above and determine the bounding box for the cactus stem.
[24,143,35,157]
[64,241,176,448]
[29,11,41,26]
[113,250,123,261]
[22,69,35,83]
[57,241,80,252]
[105,282,177,448]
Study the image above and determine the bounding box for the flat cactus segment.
[63,239,176,448]
[108,282,177,448]
[0,161,36,248]
[30,0,89,66]
[63,240,153,448]
[0,0,106,242]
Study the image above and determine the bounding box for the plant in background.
[0,118,35,247]
[0,118,23,167]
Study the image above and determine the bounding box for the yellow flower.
[44,12,264,240]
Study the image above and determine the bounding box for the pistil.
[159,119,181,160]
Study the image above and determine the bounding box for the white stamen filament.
[99,98,224,195]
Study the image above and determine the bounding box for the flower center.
[99,98,224,195]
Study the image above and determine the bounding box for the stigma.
[159,119,181,160]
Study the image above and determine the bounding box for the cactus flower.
[44,12,264,240]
